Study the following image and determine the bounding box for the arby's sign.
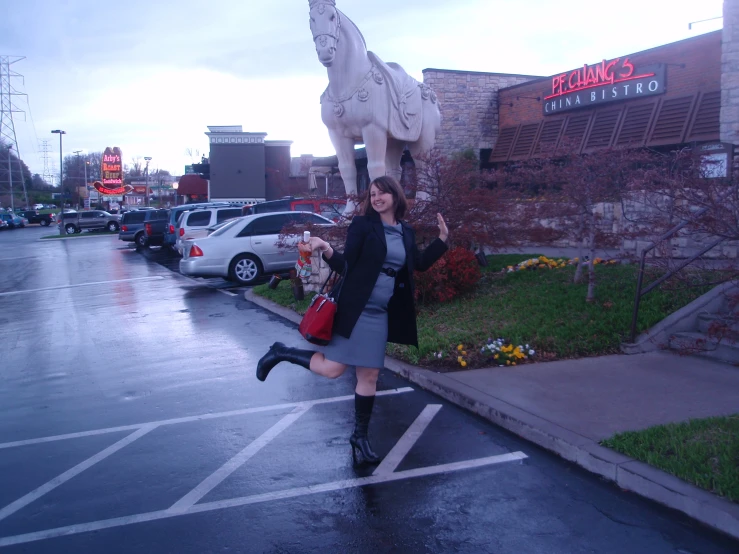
[543,57,666,115]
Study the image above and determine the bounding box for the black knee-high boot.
[349,393,381,464]
[256,342,315,382]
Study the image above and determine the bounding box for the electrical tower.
[0,55,29,209]
[39,139,56,186]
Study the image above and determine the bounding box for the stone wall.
[526,199,739,260]
[722,0,739,176]
[422,69,541,158]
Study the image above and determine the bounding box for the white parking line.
[0,276,165,297]
[167,405,312,514]
[0,388,414,450]
[0,425,158,523]
[0,452,527,548]
[373,404,442,476]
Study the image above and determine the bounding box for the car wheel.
[64,224,77,234]
[107,221,119,232]
[135,233,148,248]
[229,254,262,286]
[40,219,49,226]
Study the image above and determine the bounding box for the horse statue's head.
[308,0,341,67]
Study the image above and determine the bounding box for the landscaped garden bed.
[252,254,718,371]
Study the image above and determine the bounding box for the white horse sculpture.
[308,0,441,211]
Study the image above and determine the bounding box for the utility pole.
[0,55,29,210]
[52,130,66,234]
[40,139,55,186]
[144,156,152,207]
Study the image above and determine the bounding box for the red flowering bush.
[415,247,482,304]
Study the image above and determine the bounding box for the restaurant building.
[423,30,732,174]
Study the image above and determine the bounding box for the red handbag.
[299,262,347,346]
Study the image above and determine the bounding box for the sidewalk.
[245,290,739,541]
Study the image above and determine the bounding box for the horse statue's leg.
[362,123,388,182]
[408,98,442,201]
[329,130,359,216]
[384,139,406,183]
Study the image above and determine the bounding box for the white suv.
[175,206,243,254]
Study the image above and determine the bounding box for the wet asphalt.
[0,226,737,554]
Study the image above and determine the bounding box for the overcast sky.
[0,0,724,179]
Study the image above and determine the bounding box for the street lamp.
[51,130,66,235]
[173,181,179,206]
[144,156,152,207]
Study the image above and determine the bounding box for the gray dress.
[321,222,406,368]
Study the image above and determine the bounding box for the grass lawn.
[601,415,739,503]
[253,253,718,369]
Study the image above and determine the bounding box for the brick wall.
[499,31,722,127]
[422,69,541,158]
[721,0,739,175]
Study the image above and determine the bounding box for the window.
[293,203,314,212]
[123,212,146,224]
[320,203,344,220]
[154,210,169,220]
[94,211,106,217]
[216,208,242,223]
[249,214,292,236]
[210,219,242,237]
[80,212,97,219]
[253,200,289,214]
[186,211,212,227]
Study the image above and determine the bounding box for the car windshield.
[209,218,242,237]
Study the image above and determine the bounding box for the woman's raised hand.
[437,213,449,242]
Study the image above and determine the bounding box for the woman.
[256,176,449,464]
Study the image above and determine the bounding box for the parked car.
[0,219,8,230]
[16,210,55,226]
[58,210,120,234]
[119,209,169,247]
[164,202,241,251]
[174,206,244,255]
[0,213,27,228]
[241,197,347,221]
[180,211,336,285]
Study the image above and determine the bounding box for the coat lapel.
[369,212,387,252]
[401,221,414,273]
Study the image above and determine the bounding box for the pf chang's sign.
[102,146,124,186]
[543,58,666,115]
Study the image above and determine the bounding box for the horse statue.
[308,0,441,212]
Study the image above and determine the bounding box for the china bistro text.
[102,147,123,186]
[543,58,666,115]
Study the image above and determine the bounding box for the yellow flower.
[457,356,463,363]
[460,361,467,367]
[462,351,467,356]
[457,344,464,351]
[506,360,511,365]
[512,362,516,366]
[494,354,499,359]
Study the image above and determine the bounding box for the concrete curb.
[37,233,118,242]
[245,289,739,541]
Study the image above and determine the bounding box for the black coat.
[323,212,448,347]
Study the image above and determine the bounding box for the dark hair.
[360,176,408,220]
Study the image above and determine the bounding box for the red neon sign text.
[546,58,654,100]
[93,181,133,195]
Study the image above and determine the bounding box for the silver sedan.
[179,211,336,285]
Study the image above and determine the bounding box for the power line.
[0,55,29,209]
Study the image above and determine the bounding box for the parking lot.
[0,227,736,553]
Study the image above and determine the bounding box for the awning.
[177,174,208,196]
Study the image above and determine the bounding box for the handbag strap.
[318,261,348,301]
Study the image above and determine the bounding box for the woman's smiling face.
[370,184,394,215]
